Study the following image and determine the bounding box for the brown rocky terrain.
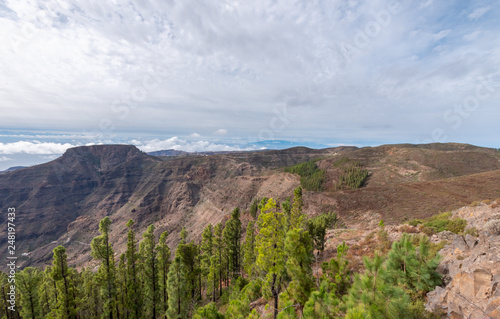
[426,202,500,319]
[0,143,499,272]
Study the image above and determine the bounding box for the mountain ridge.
[0,143,498,270]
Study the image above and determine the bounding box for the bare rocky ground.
[426,201,500,319]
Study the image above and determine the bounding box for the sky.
[0,0,499,170]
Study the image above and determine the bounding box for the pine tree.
[223,207,242,279]
[157,231,171,319]
[200,224,213,295]
[289,187,305,229]
[192,302,224,319]
[207,255,219,302]
[91,216,118,319]
[116,254,128,318]
[38,266,57,318]
[140,224,159,319]
[17,267,42,319]
[250,199,259,219]
[255,198,286,319]
[281,198,291,231]
[320,241,351,297]
[213,223,224,299]
[166,256,188,319]
[303,280,341,318]
[180,227,188,245]
[79,268,102,319]
[176,232,201,302]
[284,227,314,308]
[386,234,441,296]
[344,254,411,319]
[242,220,256,277]
[125,219,142,319]
[51,246,78,319]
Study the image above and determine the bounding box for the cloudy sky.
[0,0,499,170]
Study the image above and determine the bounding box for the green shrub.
[424,219,449,233]
[464,227,479,237]
[429,240,447,258]
[420,212,467,235]
[445,218,467,234]
[408,219,424,227]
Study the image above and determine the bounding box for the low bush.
[464,227,479,237]
[408,219,424,227]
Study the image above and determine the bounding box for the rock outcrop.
[426,202,500,318]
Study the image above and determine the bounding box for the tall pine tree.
[125,219,142,319]
[140,224,159,319]
[166,256,188,319]
[223,208,242,279]
[91,216,118,319]
[157,231,171,319]
[51,246,77,319]
[255,198,286,319]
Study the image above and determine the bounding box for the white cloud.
[0,141,75,154]
[468,6,490,20]
[39,155,59,160]
[0,156,12,162]
[132,137,253,153]
[433,29,451,41]
[214,129,227,136]
[189,132,201,138]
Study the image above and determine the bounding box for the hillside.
[0,143,499,270]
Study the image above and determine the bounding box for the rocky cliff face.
[426,202,500,319]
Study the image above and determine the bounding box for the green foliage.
[377,228,392,253]
[416,212,468,234]
[200,224,214,294]
[307,212,337,253]
[157,231,171,319]
[167,256,188,319]
[224,207,243,279]
[284,160,325,191]
[250,199,259,219]
[344,254,411,319]
[321,241,351,297]
[334,158,369,190]
[378,219,385,228]
[284,227,314,307]
[408,219,424,227]
[243,221,256,277]
[51,245,78,318]
[386,234,442,297]
[140,224,159,318]
[79,268,102,319]
[446,218,467,234]
[91,216,118,319]
[192,302,224,319]
[256,198,287,319]
[125,219,142,319]
[289,187,305,229]
[429,240,447,259]
[464,227,479,237]
[303,280,341,318]
[17,267,42,319]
